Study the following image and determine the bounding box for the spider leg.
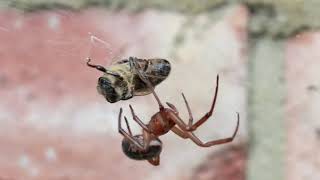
[118,108,145,150]
[187,113,239,147]
[167,93,195,130]
[147,155,160,166]
[171,126,188,139]
[181,93,194,128]
[123,116,132,136]
[119,108,153,150]
[189,75,219,131]
[129,104,151,133]
[169,111,239,147]
[166,102,178,114]
[167,111,190,131]
[167,75,219,132]
[129,57,165,110]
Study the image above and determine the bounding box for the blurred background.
[0,0,319,180]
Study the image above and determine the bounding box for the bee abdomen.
[148,59,171,78]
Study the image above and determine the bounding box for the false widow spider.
[118,58,240,166]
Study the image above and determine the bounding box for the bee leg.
[86,57,107,73]
[128,56,136,72]
[121,86,134,101]
[129,57,165,110]
[87,57,122,78]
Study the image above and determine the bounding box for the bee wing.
[132,68,170,96]
[113,58,130,65]
[139,73,169,79]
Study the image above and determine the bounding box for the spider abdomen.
[122,135,162,160]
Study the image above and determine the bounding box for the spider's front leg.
[192,75,219,130]
[129,104,150,133]
[167,75,220,132]
[118,108,152,151]
[170,112,240,147]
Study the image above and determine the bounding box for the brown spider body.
[118,58,240,166]
[147,109,176,136]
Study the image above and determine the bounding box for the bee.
[87,57,171,103]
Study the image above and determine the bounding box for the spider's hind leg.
[187,112,240,147]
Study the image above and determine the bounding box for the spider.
[118,60,240,166]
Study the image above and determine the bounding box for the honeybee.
[87,57,171,103]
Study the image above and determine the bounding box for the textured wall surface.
[1,1,320,180]
[246,38,285,180]
[3,0,226,13]
[244,1,320,180]
[244,0,320,37]
[286,32,320,180]
[0,6,248,180]
[191,144,247,180]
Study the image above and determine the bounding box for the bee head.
[97,75,129,103]
[87,58,130,103]
[97,76,119,103]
